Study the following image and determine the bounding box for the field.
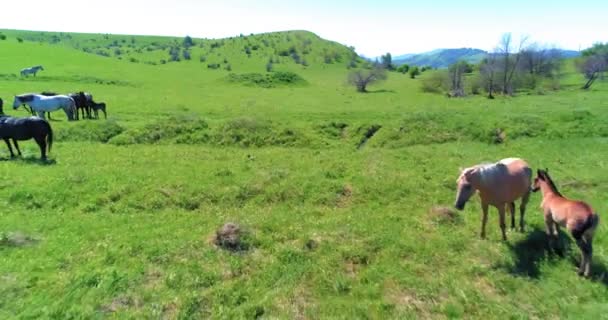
[0,29,608,319]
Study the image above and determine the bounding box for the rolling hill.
[393,48,487,68]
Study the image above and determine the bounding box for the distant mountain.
[393,48,487,68]
[392,48,581,69]
[559,50,581,58]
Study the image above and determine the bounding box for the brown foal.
[532,169,599,277]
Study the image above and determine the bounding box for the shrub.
[183,50,191,60]
[207,63,221,69]
[409,67,420,79]
[16,37,23,43]
[227,72,306,88]
[199,55,207,63]
[109,116,209,145]
[225,64,232,71]
[0,34,6,40]
[266,61,274,72]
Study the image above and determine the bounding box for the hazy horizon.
[1,0,606,56]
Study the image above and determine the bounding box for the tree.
[381,53,395,70]
[397,64,409,74]
[498,33,528,95]
[480,53,499,99]
[347,66,388,92]
[578,43,608,89]
[183,35,194,48]
[409,66,420,79]
[578,55,606,89]
[448,61,469,97]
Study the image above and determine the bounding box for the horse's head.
[532,168,549,193]
[455,167,478,210]
[12,96,22,109]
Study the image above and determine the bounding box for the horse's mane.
[16,94,36,102]
[540,170,563,197]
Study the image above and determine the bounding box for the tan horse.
[532,169,599,277]
[455,158,532,240]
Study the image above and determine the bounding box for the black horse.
[91,101,107,119]
[69,92,93,120]
[0,115,53,160]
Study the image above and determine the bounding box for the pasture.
[0,30,607,318]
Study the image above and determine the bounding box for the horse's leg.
[519,191,531,232]
[34,136,47,160]
[480,202,489,239]
[508,202,516,230]
[497,203,507,241]
[12,140,21,156]
[584,237,593,277]
[544,212,556,252]
[3,138,15,158]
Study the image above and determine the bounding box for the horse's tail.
[44,120,53,153]
[573,213,599,241]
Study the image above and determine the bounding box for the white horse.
[12,94,76,121]
[20,65,44,77]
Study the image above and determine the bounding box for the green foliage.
[227,71,306,88]
[409,66,420,78]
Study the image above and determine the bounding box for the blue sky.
[1,0,606,56]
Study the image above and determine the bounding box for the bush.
[109,116,209,145]
[207,63,221,69]
[183,50,191,60]
[420,71,448,93]
[227,72,306,88]
[57,120,124,143]
[199,55,207,63]
[0,34,6,40]
[409,67,420,79]
[16,37,23,43]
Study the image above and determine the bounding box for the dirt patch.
[336,184,353,207]
[0,232,39,248]
[213,222,250,252]
[428,206,461,224]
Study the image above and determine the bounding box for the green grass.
[0,29,607,319]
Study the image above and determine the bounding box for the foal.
[532,169,599,277]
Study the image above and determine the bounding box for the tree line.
[347,33,607,95]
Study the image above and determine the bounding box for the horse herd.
[0,91,107,160]
[455,158,600,278]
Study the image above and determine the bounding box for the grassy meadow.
[0,29,608,319]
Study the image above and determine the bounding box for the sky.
[1,0,606,57]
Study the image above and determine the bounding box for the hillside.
[394,48,487,68]
[0,29,607,319]
[0,29,360,73]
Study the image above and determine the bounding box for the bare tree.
[578,55,606,89]
[498,33,528,94]
[480,53,499,99]
[578,43,608,89]
[347,66,388,92]
[448,61,468,97]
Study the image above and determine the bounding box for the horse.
[69,92,93,120]
[0,116,53,160]
[532,169,599,277]
[90,101,107,119]
[12,94,75,121]
[455,158,532,240]
[20,65,44,77]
